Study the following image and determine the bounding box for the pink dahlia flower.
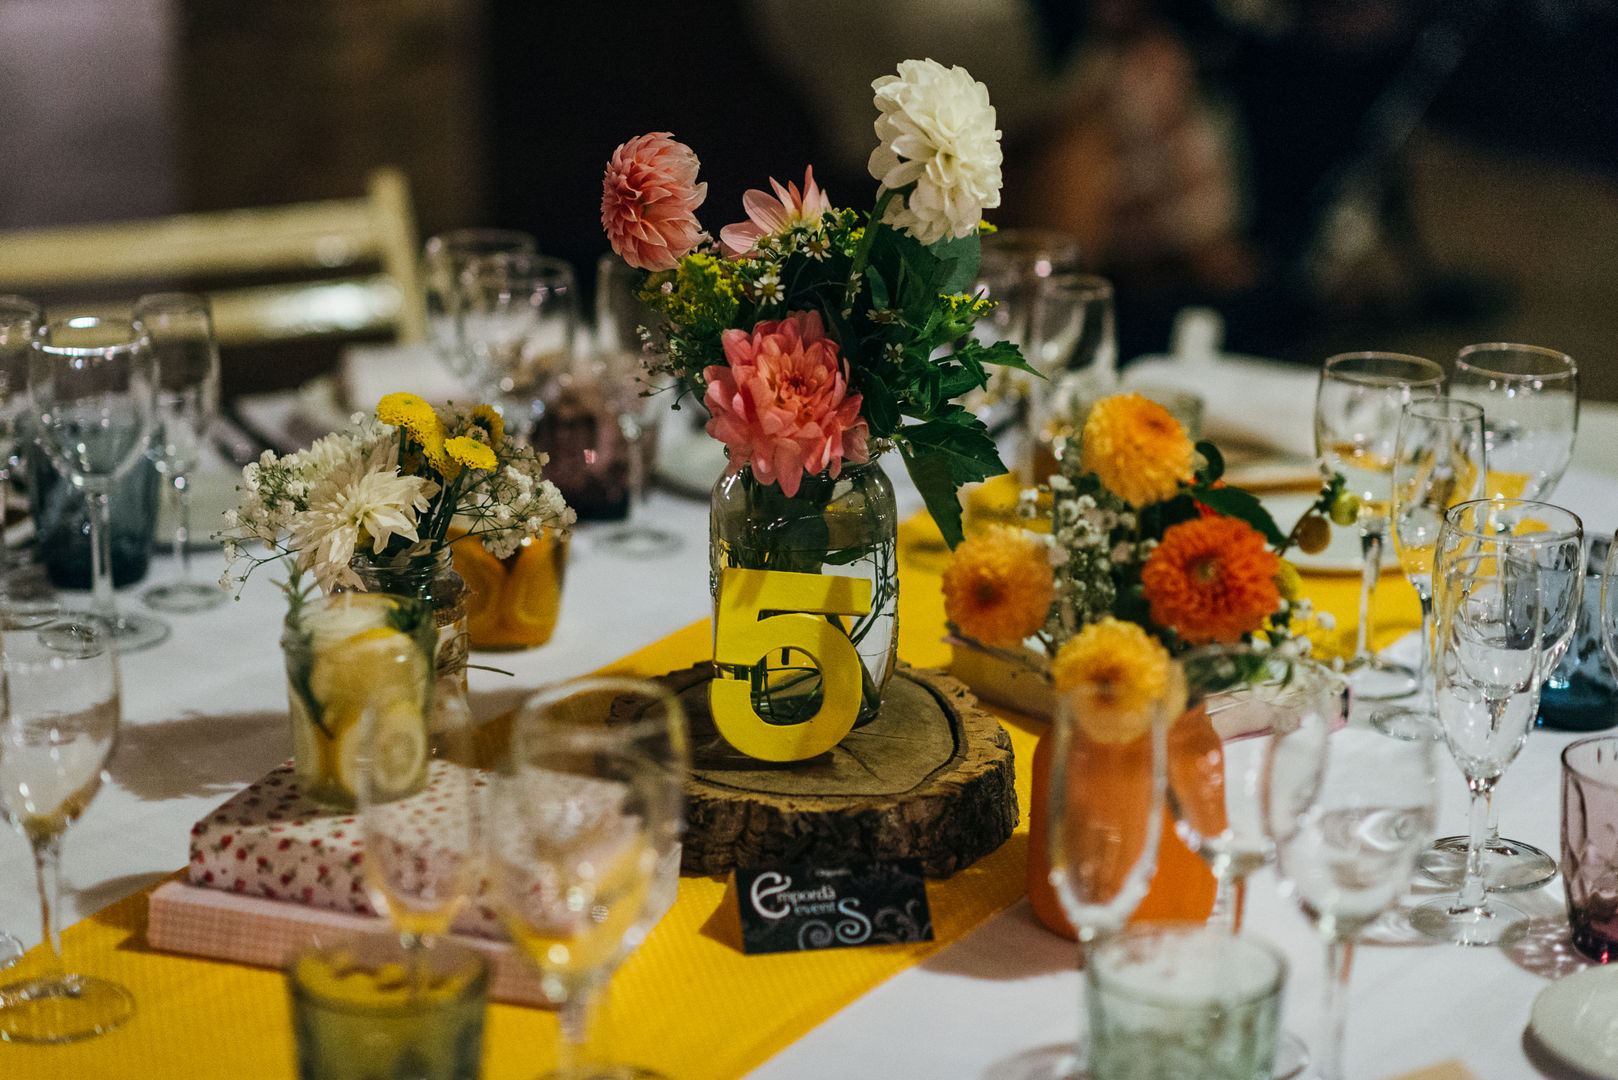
[601,132,708,271]
[703,311,869,497]
[718,167,833,259]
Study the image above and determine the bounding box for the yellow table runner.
[0,524,1419,1080]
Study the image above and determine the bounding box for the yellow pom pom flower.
[378,392,454,476]
[445,435,498,472]
[468,403,505,447]
[941,525,1054,647]
[1050,617,1180,742]
[1080,393,1195,508]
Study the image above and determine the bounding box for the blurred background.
[3,0,1615,401]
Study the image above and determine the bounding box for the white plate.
[1529,964,1618,1078]
[1262,493,1395,576]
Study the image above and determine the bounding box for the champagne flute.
[1314,352,1445,700]
[0,296,57,628]
[489,676,687,1080]
[135,293,226,613]
[30,316,169,653]
[0,618,135,1042]
[1372,399,1487,739]
[1267,716,1439,1080]
[423,227,539,380]
[1417,498,1583,897]
[1450,342,1577,502]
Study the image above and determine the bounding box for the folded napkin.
[340,341,474,411]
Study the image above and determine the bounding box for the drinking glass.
[488,676,687,1080]
[135,293,226,613]
[1023,272,1119,483]
[0,296,57,628]
[1314,352,1445,700]
[1372,399,1488,739]
[1267,717,1439,1080]
[0,619,135,1042]
[422,227,538,377]
[357,686,480,951]
[1450,342,1577,502]
[30,316,169,653]
[457,252,578,429]
[1418,499,1584,897]
[588,253,679,556]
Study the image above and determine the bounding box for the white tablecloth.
[5,401,1618,1080]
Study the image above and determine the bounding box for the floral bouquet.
[599,58,1033,547]
[942,390,1353,694]
[221,393,574,596]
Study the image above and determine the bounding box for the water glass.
[288,935,488,1080]
[422,227,538,375]
[1562,735,1618,962]
[1086,924,1286,1080]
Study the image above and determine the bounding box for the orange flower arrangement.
[1140,516,1282,645]
[1079,392,1195,508]
[941,525,1054,646]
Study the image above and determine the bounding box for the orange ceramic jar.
[449,529,569,650]
[1026,705,1221,940]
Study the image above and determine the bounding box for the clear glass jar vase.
[352,547,471,700]
[709,456,899,729]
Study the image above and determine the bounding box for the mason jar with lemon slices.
[282,592,438,809]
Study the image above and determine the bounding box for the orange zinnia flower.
[1080,393,1195,508]
[941,525,1053,646]
[1141,516,1281,645]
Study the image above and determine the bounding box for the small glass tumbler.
[1562,735,1618,962]
[1086,923,1286,1080]
[288,935,488,1080]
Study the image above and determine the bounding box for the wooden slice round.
[614,663,1018,878]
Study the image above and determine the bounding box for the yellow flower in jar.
[1080,393,1194,508]
[940,525,1053,647]
[1050,617,1180,743]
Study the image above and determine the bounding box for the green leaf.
[860,371,900,437]
[866,264,890,311]
[1196,440,1225,484]
[928,230,981,295]
[953,338,1038,376]
[1193,485,1288,547]
[898,416,1009,548]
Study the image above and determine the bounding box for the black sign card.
[735,859,933,955]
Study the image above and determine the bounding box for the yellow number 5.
[711,567,873,762]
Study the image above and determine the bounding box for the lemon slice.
[308,627,429,707]
[336,697,428,800]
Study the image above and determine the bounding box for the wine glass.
[488,676,687,1080]
[1266,715,1439,1080]
[1168,644,1343,1080]
[0,296,57,628]
[1372,399,1488,739]
[422,227,539,378]
[1023,273,1119,483]
[357,685,480,952]
[135,293,226,613]
[1416,498,1583,901]
[1314,351,1446,700]
[30,315,169,653]
[0,618,135,1042]
[1450,342,1577,502]
[457,252,578,429]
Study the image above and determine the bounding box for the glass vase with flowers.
[600,59,1036,730]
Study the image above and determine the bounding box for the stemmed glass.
[1168,644,1343,1080]
[0,618,135,1042]
[0,296,56,628]
[488,676,687,1080]
[30,315,169,653]
[1414,498,1583,929]
[1314,351,1446,700]
[1372,399,1488,739]
[457,252,578,429]
[590,254,680,557]
[423,227,539,378]
[135,293,226,613]
[1266,714,1439,1080]
[1450,342,1577,502]
[357,685,480,953]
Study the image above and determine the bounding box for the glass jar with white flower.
[222,393,573,804]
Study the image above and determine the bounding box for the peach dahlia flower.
[601,132,708,271]
[718,167,833,259]
[703,311,869,497]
